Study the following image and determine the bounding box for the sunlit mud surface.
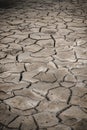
[0,0,87,129]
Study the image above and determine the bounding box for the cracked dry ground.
[0,0,87,129]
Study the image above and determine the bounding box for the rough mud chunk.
[34,112,58,128]
[48,87,70,102]
[4,96,39,110]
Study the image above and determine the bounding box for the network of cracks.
[0,0,87,130]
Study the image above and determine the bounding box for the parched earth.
[0,0,87,129]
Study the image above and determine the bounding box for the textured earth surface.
[0,0,87,129]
